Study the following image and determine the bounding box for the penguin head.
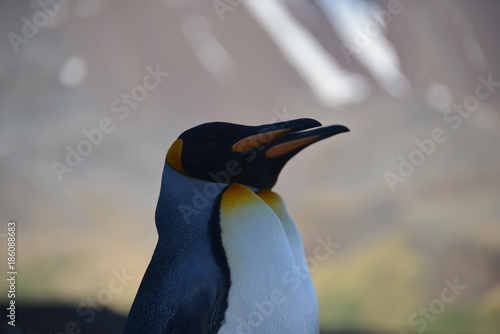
[165,119,323,183]
[238,124,350,190]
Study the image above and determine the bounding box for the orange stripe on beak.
[231,129,290,153]
[265,136,320,158]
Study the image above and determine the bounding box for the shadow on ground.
[1,304,126,334]
[1,304,386,334]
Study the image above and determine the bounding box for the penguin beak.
[231,118,322,153]
[263,124,350,158]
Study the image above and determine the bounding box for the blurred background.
[1,0,500,333]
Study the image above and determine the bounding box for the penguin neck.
[156,165,261,232]
[162,163,261,192]
[161,162,224,193]
[155,164,225,235]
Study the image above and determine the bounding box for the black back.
[123,165,230,334]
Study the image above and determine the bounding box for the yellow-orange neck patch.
[257,189,288,218]
[221,184,257,212]
[166,139,188,176]
[256,189,280,206]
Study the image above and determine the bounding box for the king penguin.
[124,119,349,334]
